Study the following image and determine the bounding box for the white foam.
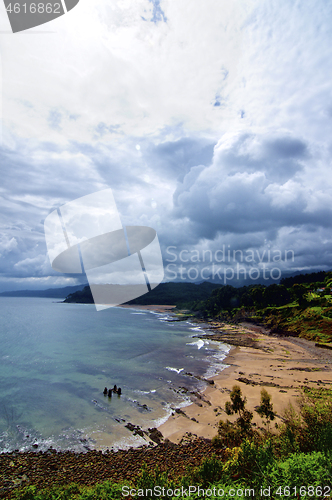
[165,366,184,374]
[132,389,157,395]
[189,326,204,332]
[186,339,206,350]
[202,341,232,379]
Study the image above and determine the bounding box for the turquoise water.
[0,298,229,452]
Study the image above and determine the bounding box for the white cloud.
[13,254,50,277]
[0,235,17,255]
[1,0,248,142]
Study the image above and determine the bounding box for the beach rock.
[134,428,145,438]
[175,408,187,417]
[190,391,202,399]
[117,388,122,396]
[108,389,112,397]
[103,387,108,395]
[179,432,198,445]
[125,422,136,432]
[124,423,145,438]
[0,438,216,495]
[135,402,151,412]
[147,428,164,444]
[237,376,258,386]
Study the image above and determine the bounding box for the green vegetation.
[64,282,222,309]
[14,387,332,499]
[190,271,332,342]
[256,389,276,431]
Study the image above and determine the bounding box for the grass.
[255,301,332,342]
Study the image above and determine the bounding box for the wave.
[186,339,206,350]
[165,366,184,374]
[132,389,157,395]
[202,341,231,379]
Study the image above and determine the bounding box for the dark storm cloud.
[211,133,307,182]
[263,137,308,159]
[172,132,331,242]
[1,127,331,291]
[0,128,216,289]
[143,136,215,180]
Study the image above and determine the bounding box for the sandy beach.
[158,321,332,443]
[120,305,332,444]
[120,304,177,313]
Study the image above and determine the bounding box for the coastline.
[158,320,332,444]
[2,307,332,497]
[2,302,332,453]
[118,305,332,445]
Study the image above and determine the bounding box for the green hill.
[190,271,332,342]
[63,281,222,308]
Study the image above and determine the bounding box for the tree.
[256,389,276,430]
[225,385,253,435]
[291,284,308,308]
[225,385,246,416]
[263,284,291,307]
[249,285,266,308]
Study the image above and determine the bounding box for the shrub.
[215,385,255,447]
[222,439,275,488]
[189,455,225,487]
[262,451,332,493]
[276,388,332,454]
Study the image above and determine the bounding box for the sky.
[0,0,332,291]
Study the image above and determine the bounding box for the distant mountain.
[64,281,223,307]
[2,269,329,301]
[0,284,88,298]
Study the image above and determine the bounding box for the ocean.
[0,297,229,453]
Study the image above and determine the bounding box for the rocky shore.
[0,438,216,498]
